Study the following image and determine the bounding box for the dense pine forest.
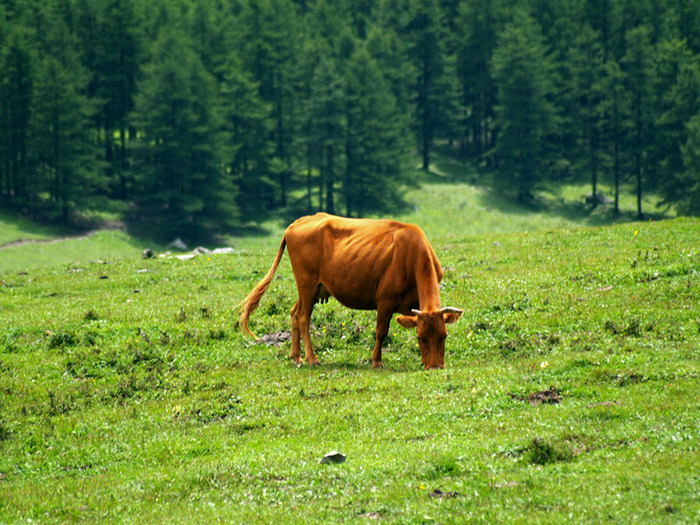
[1,0,700,240]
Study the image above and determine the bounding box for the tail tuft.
[237,237,287,339]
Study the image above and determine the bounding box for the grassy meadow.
[1,171,699,522]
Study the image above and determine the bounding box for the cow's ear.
[442,309,463,324]
[395,315,418,329]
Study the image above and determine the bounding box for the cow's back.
[284,213,441,310]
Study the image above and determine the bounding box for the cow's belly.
[322,280,377,310]
[320,263,414,312]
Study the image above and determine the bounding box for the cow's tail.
[237,236,287,339]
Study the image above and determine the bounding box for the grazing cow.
[238,213,463,369]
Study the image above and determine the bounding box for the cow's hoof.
[307,358,321,366]
[371,361,384,369]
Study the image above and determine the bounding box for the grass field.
[1,179,699,522]
[0,156,671,274]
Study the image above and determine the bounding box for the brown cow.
[238,213,463,369]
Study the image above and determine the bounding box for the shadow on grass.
[427,152,671,227]
[314,360,420,374]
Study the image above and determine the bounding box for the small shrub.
[604,318,650,337]
[524,438,572,465]
[48,331,77,349]
[83,309,99,321]
[0,418,10,441]
[208,329,226,341]
[176,308,187,322]
[423,456,461,480]
[46,389,77,416]
[0,331,19,353]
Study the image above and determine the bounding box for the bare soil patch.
[509,386,562,406]
[257,331,292,346]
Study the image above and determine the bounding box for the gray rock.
[320,451,346,464]
[168,238,188,251]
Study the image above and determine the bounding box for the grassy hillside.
[0,154,672,274]
[0,210,62,247]
[1,214,698,522]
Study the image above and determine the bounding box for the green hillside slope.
[1,217,698,522]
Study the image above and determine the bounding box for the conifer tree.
[456,0,501,159]
[76,0,141,199]
[653,40,700,208]
[490,7,558,203]
[597,59,625,214]
[343,45,410,216]
[365,25,413,127]
[622,25,655,218]
[130,28,233,241]
[405,0,450,171]
[306,56,345,214]
[678,111,700,214]
[219,53,273,221]
[567,24,607,203]
[0,25,34,210]
[238,0,302,208]
[29,14,100,223]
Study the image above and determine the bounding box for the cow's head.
[396,307,463,369]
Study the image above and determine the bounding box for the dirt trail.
[0,223,125,251]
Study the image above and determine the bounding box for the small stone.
[320,451,346,464]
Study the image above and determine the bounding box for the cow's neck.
[415,253,441,311]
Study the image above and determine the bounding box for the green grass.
[1,153,674,273]
[1,214,699,522]
[0,210,62,247]
[0,230,153,275]
[399,156,674,240]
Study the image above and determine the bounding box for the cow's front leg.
[372,305,393,368]
[297,297,320,366]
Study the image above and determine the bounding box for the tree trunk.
[325,146,334,214]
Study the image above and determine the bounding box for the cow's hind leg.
[289,300,303,364]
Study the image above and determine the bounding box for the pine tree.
[237,0,302,208]
[29,17,100,223]
[343,45,410,216]
[567,24,607,204]
[306,56,345,214]
[456,0,502,159]
[405,0,450,171]
[678,111,700,214]
[130,28,233,241]
[0,25,34,210]
[219,53,273,221]
[622,25,655,218]
[365,25,413,128]
[653,40,700,208]
[75,0,141,199]
[597,59,626,214]
[490,7,559,203]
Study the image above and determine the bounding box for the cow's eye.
[418,337,427,344]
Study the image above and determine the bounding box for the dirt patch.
[256,331,291,346]
[0,222,125,251]
[429,489,461,499]
[510,386,561,406]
